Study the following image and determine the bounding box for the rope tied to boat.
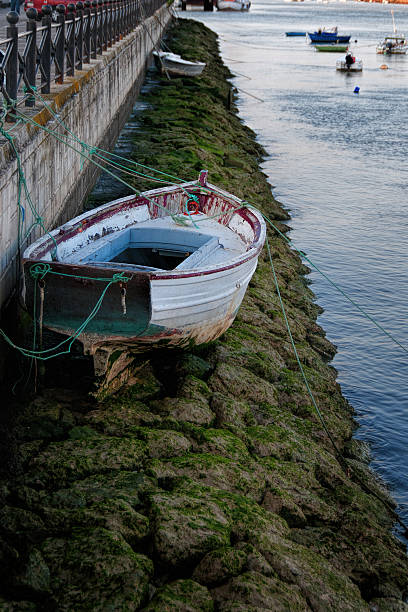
[29,263,131,285]
[0,268,132,361]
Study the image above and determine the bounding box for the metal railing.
[0,0,166,118]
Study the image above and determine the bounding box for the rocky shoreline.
[0,17,407,611]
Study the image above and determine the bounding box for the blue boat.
[285,31,306,37]
[308,31,351,44]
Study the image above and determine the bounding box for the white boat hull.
[22,173,266,364]
[336,59,363,71]
[217,0,250,10]
[153,51,206,77]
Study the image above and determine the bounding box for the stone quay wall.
[0,4,171,313]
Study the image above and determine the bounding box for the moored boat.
[315,44,349,52]
[153,50,206,77]
[216,0,250,10]
[22,172,266,371]
[376,10,407,55]
[308,27,351,44]
[336,54,363,71]
[285,31,306,36]
[376,34,407,54]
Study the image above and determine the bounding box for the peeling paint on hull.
[22,175,266,363]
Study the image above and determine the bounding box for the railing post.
[131,0,136,30]
[41,5,52,93]
[76,1,84,69]
[112,0,117,43]
[103,0,108,50]
[91,0,98,59]
[55,4,66,84]
[97,0,103,54]
[118,0,123,39]
[127,0,131,35]
[66,3,76,76]
[5,11,19,121]
[25,8,38,107]
[84,0,91,63]
[107,0,113,47]
[135,0,140,26]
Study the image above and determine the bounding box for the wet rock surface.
[0,17,407,612]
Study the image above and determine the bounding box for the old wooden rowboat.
[153,50,206,77]
[22,171,266,371]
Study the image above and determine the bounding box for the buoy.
[380,64,389,70]
[353,86,360,94]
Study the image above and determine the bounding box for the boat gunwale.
[22,182,266,279]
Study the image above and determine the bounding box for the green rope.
[24,88,189,184]
[0,267,131,361]
[266,232,408,536]
[260,211,408,357]
[0,119,58,259]
[13,107,199,225]
[266,237,345,461]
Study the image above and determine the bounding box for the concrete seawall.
[0,4,171,313]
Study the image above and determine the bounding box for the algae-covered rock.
[142,579,213,611]
[0,600,37,611]
[142,428,192,459]
[41,528,153,610]
[211,571,308,611]
[43,498,149,546]
[0,16,407,612]
[12,548,50,596]
[45,470,157,510]
[150,487,230,569]
[85,401,160,435]
[25,436,147,487]
[0,506,46,544]
[369,599,408,612]
[192,547,247,586]
[209,363,279,406]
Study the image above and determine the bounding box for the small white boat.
[377,10,407,55]
[217,0,250,10]
[153,50,206,77]
[376,35,407,55]
[22,171,266,372]
[336,55,363,71]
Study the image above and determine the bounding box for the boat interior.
[62,218,243,272]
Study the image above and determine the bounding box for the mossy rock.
[211,570,308,611]
[0,506,46,544]
[142,579,213,611]
[85,401,160,436]
[192,547,247,587]
[42,499,149,547]
[369,599,408,612]
[25,436,147,487]
[12,548,50,596]
[0,601,37,611]
[41,528,153,611]
[209,363,278,406]
[44,471,157,510]
[152,453,266,500]
[150,488,230,569]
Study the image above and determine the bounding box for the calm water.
[89,0,408,532]
[187,0,408,530]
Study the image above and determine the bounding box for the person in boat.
[345,52,354,69]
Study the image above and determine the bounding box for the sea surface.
[90,0,408,535]
[187,0,408,533]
